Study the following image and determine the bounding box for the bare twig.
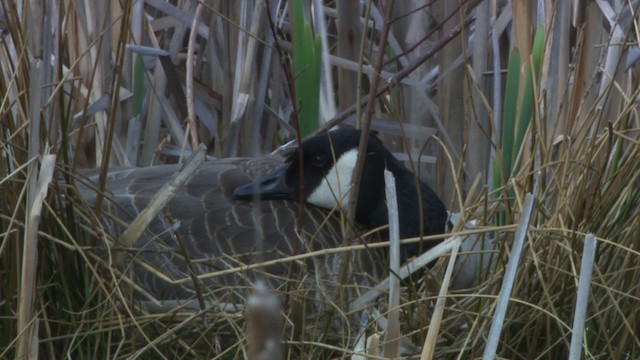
[309,14,475,137]
[346,0,395,232]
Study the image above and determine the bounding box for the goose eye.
[310,155,326,167]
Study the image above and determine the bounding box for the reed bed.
[1,1,638,359]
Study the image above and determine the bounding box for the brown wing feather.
[80,157,383,301]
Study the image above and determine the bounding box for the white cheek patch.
[307,149,358,210]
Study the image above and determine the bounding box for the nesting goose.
[80,129,447,301]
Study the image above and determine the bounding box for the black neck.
[356,155,447,258]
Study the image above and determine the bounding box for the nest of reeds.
[1,1,638,359]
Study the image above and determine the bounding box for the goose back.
[80,157,383,301]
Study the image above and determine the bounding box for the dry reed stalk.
[483,187,537,360]
[568,233,597,360]
[383,170,401,357]
[420,236,460,360]
[1,1,638,358]
[246,282,283,360]
[16,154,56,359]
[115,145,206,268]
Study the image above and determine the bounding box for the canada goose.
[80,129,447,301]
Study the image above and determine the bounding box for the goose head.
[234,129,448,258]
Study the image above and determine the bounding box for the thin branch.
[310,14,476,138]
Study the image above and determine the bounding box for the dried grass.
[1,1,638,359]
